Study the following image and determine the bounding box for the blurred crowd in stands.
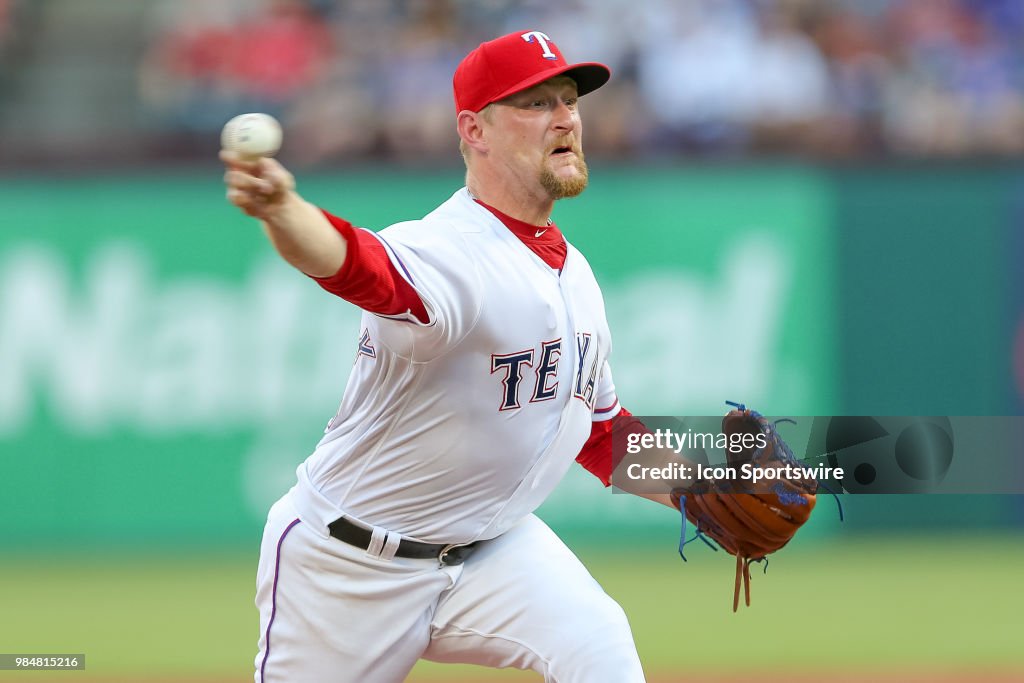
[0,0,15,71]
[5,0,1024,165]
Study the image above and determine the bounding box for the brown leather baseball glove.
[670,404,818,611]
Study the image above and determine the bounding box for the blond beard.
[540,153,589,199]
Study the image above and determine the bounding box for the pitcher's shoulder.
[422,188,490,234]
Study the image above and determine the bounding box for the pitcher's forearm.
[260,192,347,278]
[222,150,348,278]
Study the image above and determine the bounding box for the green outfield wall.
[0,165,1017,548]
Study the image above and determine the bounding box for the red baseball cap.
[453,30,611,113]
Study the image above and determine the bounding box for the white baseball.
[221,113,283,159]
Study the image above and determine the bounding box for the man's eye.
[564,98,578,108]
[531,100,547,108]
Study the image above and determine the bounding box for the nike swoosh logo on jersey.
[535,229,548,237]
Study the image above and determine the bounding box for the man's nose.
[551,101,576,131]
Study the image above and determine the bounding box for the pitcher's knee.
[546,604,645,683]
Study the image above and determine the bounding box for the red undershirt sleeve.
[576,407,652,487]
[310,210,429,323]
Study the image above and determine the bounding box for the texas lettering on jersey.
[489,332,598,411]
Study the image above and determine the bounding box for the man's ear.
[457,110,489,155]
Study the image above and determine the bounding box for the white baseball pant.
[254,492,646,682]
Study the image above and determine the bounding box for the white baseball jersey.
[296,187,619,544]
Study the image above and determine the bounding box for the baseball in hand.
[221,113,283,160]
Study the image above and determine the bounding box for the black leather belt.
[327,517,478,566]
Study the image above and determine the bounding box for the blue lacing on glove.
[743,406,846,521]
[770,414,846,522]
[676,494,718,562]
[725,400,746,412]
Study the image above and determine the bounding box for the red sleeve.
[311,210,429,323]
[575,407,652,487]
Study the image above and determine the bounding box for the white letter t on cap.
[521,31,557,60]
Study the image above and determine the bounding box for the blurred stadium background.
[1,0,1022,681]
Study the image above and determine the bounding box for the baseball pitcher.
[222,30,815,683]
